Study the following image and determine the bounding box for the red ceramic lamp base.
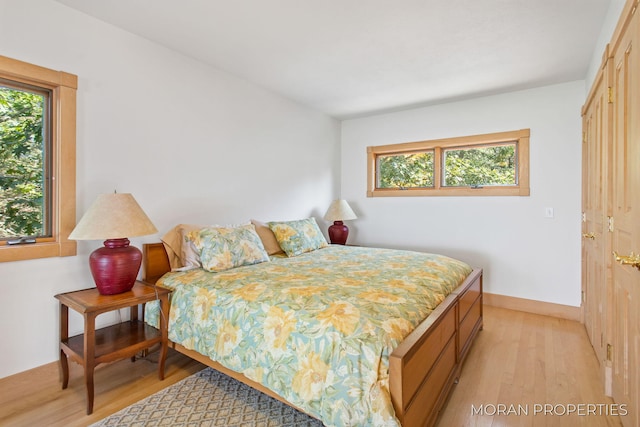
[328,221,349,245]
[89,238,141,295]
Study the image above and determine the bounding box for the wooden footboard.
[142,243,483,427]
[390,268,483,427]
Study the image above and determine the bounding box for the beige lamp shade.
[324,199,357,222]
[69,193,158,240]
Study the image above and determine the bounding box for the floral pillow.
[267,217,328,257]
[162,222,250,271]
[186,224,269,272]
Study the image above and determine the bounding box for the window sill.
[0,241,76,262]
[368,186,530,197]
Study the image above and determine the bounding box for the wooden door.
[610,10,640,426]
[581,64,610,370]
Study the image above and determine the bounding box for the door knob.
[613,251,640,270]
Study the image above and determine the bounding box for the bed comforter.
[145,245,472,426]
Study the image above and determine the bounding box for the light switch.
[545,207,554,218]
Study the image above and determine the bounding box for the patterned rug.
[91,368,324,427]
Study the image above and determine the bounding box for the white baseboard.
[483,292,581,322]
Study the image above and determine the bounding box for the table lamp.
[69,193,158,295]
[323,199,357,245]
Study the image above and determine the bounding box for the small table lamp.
[69,193,158,295]
[324,199,357,245]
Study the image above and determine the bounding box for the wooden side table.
[55,281,171,414]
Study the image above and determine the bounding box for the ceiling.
[55,0,612,119]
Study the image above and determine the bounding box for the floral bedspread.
[145,245,472,426]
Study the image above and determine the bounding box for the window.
[1,81,51,240]
[367,129,530,197]
[0,55,77,262]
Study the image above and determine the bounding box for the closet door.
[610,9,640,426]
[581,64,610,369]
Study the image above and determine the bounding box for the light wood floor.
[0,306,623,427]
[438,306,623,427]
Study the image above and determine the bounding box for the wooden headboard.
[142,243,171,284]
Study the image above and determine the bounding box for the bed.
[141,220,483,427]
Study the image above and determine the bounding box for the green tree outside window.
[378,151,434,188]
[443,144,516,187]
[0,85,48,239]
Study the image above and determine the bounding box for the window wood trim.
[0,55,77,262]
[367,129,530,197]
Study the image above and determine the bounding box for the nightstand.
[55,281,170,414]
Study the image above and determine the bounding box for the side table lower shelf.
[62,321,162,365]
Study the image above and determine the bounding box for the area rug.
[91,368,324,427]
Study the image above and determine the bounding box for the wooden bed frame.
[142,242,483,427]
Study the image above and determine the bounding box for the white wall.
[341,81,584,307]
[0,0,340,378]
